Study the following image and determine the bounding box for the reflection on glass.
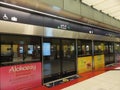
[82,45,85,55]
[1,45,13,62]
[109,45,114,53]
[63,42,75,59]
[19,46,23,54]
[62,40,76,75]
[94,42,104,55]
[115,43,120,54]
[77,40,92,56]
[1,35,41,65]
[1,45,12,56]
[105,45,109,54]
[104,42,115,65]
[104,42,114,54]
[115,43,120,63]
[28,45,33,54]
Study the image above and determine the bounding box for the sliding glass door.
[61,39,76,77]
[104,42,115,65]
[43,38,61,83]
[43,38,76,83]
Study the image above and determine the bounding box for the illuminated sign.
[57,24,70,30]
[43,42,51,56]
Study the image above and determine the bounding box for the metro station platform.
[33,63,120,90]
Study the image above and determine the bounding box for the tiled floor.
[33,64,120,90]
[62,71,120,90]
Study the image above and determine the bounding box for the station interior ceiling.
[39,0,120,32]
[82,0,120,20]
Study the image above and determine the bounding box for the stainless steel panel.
[77,32,94,40]
[115,38,120,42]
[1,21,120,42]
[44,27,120,42]
[93,35,109,41]
[0,21,44,36]
[44,27,78,39]
[118,38,120,42]
[92,34,120,42]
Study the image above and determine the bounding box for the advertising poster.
[77,56,92,74]
[94,54,105,70]
[0,62,42,90]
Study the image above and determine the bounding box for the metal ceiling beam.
[0,0,120,32]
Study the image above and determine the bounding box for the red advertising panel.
[0,62,42,90]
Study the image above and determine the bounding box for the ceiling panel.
[82,0,120,20]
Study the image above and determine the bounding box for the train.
[0,2,120,90]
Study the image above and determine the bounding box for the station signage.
[0,6,43,26]
[0,6,71,30]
